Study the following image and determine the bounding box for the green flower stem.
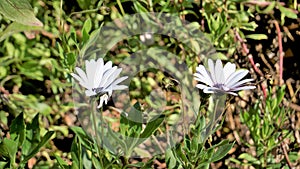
[90,99,104,168]
[204,94,226,141]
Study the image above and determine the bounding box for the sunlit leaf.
[246,34,268,40]
[0,0,43,26]
[278,4,298,19]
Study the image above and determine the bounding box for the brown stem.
[248,55,264,77]
[234,30,249,55]
[234,30,267,98]
[279,136,293,169]
[248,55,267,98]
[273,20,284,85]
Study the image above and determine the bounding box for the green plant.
[233,86,299,168]
[0,113,54,168]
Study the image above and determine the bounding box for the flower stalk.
[90,98,104,167]
[204,94,226,140]
[194,59,256,141]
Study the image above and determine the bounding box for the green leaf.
[55,155,70,169]
[246,34,268,40]
[131,115,165,148]
[82,18,92,34]
[238,153,261,165]
[0,0,43,26]
[66,53,76,67]
[82,150,92,169]
[106,125,127,154]
[140,114,165,139]
[70,126,94,151]
[127,102,143,137]
[82,18,92,43]
[166,148,181,169]
[126,162,145,168]
[91,155,101,169]
[76,0,91,10]
[278,4,298,19]
[119,103,143,138]
[0,138,18,166]
[239,21,258,31]
[133,1,148,13]
[175,144,188,163]
[209,52,228,60]
[10,112,26,146]
[276,85,285,106]
[210,141,234,162]
[0,66,7,79]
[256,1,275,14]
[70,136,82,169]
[0,161,9,168]
[229,157,242,165]
[20,131,55,165]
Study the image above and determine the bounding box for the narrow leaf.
[246,34,268,40]
[70,126,94,151]
[278,4,298,19]
[210,142,234,162]
[140,115,165,138]
[20,131,55,165]
[133,115,165,147]
[55,155,70,169]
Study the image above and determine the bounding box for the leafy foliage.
[0,0,299,168]
[235,86,299,168]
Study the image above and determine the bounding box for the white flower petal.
[71,73,84,84]
[71,58,128,98]
[231,85,256,91]
[110,76,128,87]
[103,68,122,87]
[194,59,255,95]
[85,59,97,87]
[85,89,96,96]
[99,66,118,87]
[94,58,104,87]
[225,69,249,87]
[229,78,254,88]
[195,65,214,86]
[75,67,88,83]
[196,84,208,89]
[112,85,128,90]
[203,87,215,93]
[225,91,238,96]
[208,59,217,83]
[194,74,213,87]
[103,61,113,72]
[215,59,225,84]
[223,62,236,80]
[97,95,105,108]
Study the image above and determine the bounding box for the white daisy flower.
[71,58,128,108]
[194,59,256,96]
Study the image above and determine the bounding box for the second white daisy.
[194,59,256,96]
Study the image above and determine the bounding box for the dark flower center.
[213,83,229,91]
[92,87,106,95]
